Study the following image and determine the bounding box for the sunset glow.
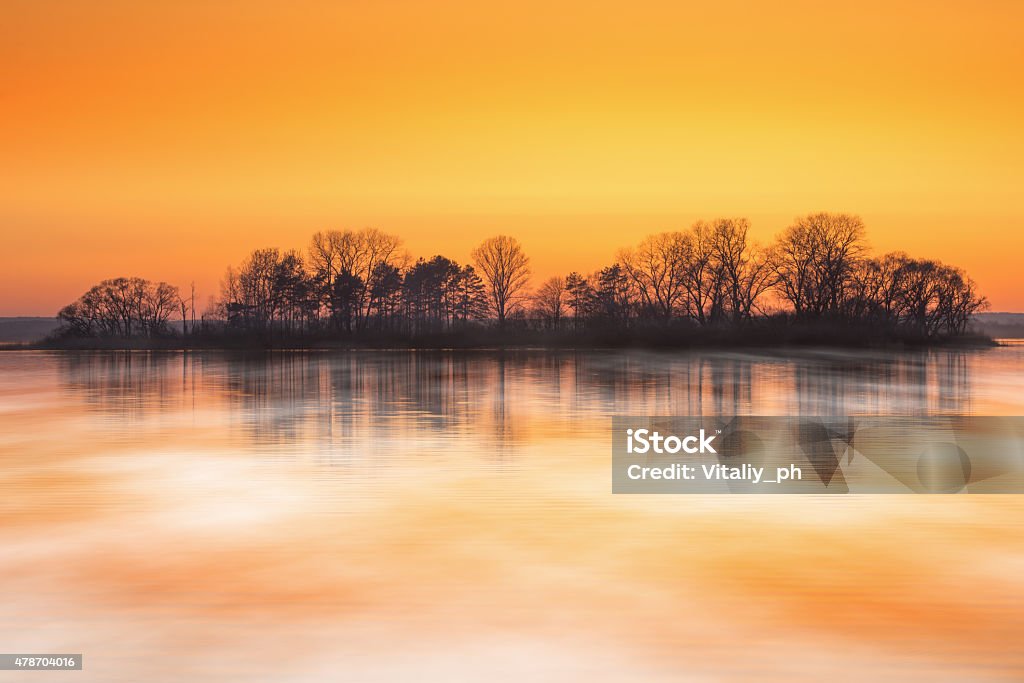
[2,0,1022,315]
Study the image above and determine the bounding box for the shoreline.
[2,334,1000,353]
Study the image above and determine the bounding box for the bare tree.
[58,278,181,338]
[681,222,718,324]
[309,228,404,329]
[179,293,189,337]
[707,218,774,321]
[472,235,531,326]
[55,213,989,345]
[769,212,866,319]
[237,248,282,327]
[533,276,566,329]
[882,257,986,337]
[620,232,688,321]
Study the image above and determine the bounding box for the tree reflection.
[56,349,978,457]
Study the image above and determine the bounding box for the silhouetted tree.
[591,264,633,325]
[275,250,315,332]
[331,271,363,333]
[681,222,718,324]
[309,228,404,329]
[367,262,403,329]
[402,256,460,332]
[450,265,489,324]
[770,213,866,319]
[54,214,988,346]
[565,272,591,330]
[707,218,774,321]
[472,235,530,326]
[620,232,688,321]
[533,276,567,329]
[58,277,180,337]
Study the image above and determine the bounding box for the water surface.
[1,348,1023,682]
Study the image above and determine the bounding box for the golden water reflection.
[1,348,1023,681]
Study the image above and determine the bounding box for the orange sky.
[1,0,1022,315]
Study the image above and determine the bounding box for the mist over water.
[2,348,1023,681]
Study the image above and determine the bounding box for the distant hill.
[972,312,1024,339]
[0,317,61,343]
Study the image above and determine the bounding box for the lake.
[1,347,1023,681]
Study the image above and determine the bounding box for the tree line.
[55,213,986,344]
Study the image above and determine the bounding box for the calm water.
[1,347,1023,682]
